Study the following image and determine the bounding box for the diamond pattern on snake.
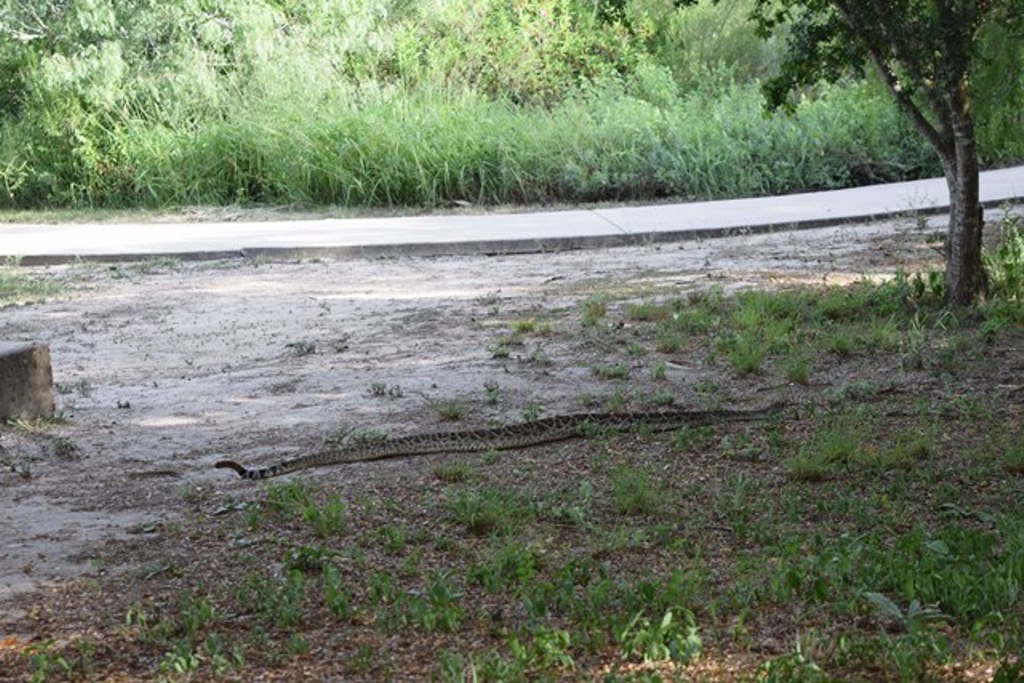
[216,402,784,480]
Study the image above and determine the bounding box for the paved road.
[2,165,1023,264]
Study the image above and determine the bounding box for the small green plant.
[901,312,929,370]
[650,391,675,406]
[369,382,403,398]
[862,592,949,633]
[240,570,307,629]
[348,644,377,674]
[626,301,669,322]
[265,480,315,517]
[175,500,208,526]
[865,316,901,351]
[7,415,68,432]
[476,291,501,307]
[463,649,527,680]
[201,633,242,675]
[132,256,183,274]
[510,319,537,333]
[656,327,684,353]
[446,486,528,535]
[756,643,825,682]
[302,495,347,537]
[25,640,73,682]
[611,465,663,516]
[592,362,630,380]
[488,342,511,359]
[693,377,721,406]
[784,449,833,482]
[992,657,1024,682]
[828,379,883,404]
[367,570,399,607]
[784,355,810,385]
[468,540,539,592]
[179,593,218,644]
[324,425,358,449]
[0,260,66,306]
[283,545,329,573]
[483,379,500,404]
[581,294,609,327]
[720,433,764,462]
[616,608,703,664]
[54,379,92,397]
[419,570,463,632]
[435,651,472,682]
[435,400,464,421]
[726,334,765,374]
[434,461,475,483]
[321,564,352,620]
[400,548,424,578]
[649,359,667,381]
[1004,437,1024,474]
[985,213,1024,300]
[510,627,576,671]
[527,346,552,365]
[783,419,863,478]
[376,571,463,634]
[538,479,594,525]
[49,436,79,459]
[348,428,390,447]
[855,432,933,471]
[497,331,525,348]
[672,300,718,335]
[158,642,201,676]
[377,524,408,553]
[4,453,32,479]
[522,401,543,422]
[823,327,858,356]
[285,340,316,356]
[604,385,628,412]
[286,633,309,655]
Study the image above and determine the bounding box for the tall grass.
[0,0,1018,210]
[3,80,938,209]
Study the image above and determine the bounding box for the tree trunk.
[941,103,986,306]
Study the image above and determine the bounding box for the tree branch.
[829,1,950,157]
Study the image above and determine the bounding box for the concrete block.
[0,342,55,420]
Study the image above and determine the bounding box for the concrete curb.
[4,165,1024,265]
[12,203,1017,267]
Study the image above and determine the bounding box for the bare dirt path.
[0,212,965,616]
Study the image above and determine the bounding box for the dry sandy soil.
[12,204,1024,655]
[0,211,967,614]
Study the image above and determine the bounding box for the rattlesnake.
[215,402,784,480]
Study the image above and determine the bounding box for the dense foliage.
[0,0,1020,209]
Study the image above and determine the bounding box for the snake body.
[215,402,783,480]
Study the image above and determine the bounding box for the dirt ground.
[0,209,1005,625]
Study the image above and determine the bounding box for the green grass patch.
[986,213,1024,301]
[445,486,531,536]
[434,461,476,484]
[0,260,66,306]
[626,301,670,322]
[591,362,630,380]
[1004,438,1024,474]
[8,272,1024,681]
[611,465,664,516]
